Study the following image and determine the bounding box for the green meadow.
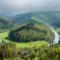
[0,31,48,48]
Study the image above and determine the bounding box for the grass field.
[0,31,48,48]
[16,41,48,48]
[56,28,60,32]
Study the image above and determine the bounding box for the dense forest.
[11,12,60,28]
[0,41,60,60]
[9,20,54,43]
[0,17,14,32]
[0,11,60,60]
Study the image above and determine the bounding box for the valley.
[0,11,60,60]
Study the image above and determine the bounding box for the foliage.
[0,41,60,60]
[9,21,54,43]
[0,17,14,32]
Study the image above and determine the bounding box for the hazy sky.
[0,0,60,14]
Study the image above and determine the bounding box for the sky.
[0,0,60,15]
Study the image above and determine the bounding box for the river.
[0,27,60,45]
[49,27,60,44]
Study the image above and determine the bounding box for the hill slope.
[0,16,14,32]
[11,11,60,28]
[9,20,54,43]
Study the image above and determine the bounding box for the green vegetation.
[0,11,60,60]
[0,17,14,32]
[0,41,60,60]
[9,20,54,43]
[16,41,48,48]
[56,28,60,32]
[0,32,8,39]
[12,11,60,28]
[0,31,48,48]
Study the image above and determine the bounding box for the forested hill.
[0,11,60,30]
[0,17,14,32]
[9,20,54,43]
[11,11,60,28]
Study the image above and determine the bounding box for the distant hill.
[0,17,14,31]
[9,20,54,43]
[11,11,60,28]
[0,11,60,31]
[0,16,10,24]
[11,13,32,24]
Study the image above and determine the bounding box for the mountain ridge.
[10,11,60,28]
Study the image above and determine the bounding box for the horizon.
[0,11,60,16]
[0,0,60,15]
